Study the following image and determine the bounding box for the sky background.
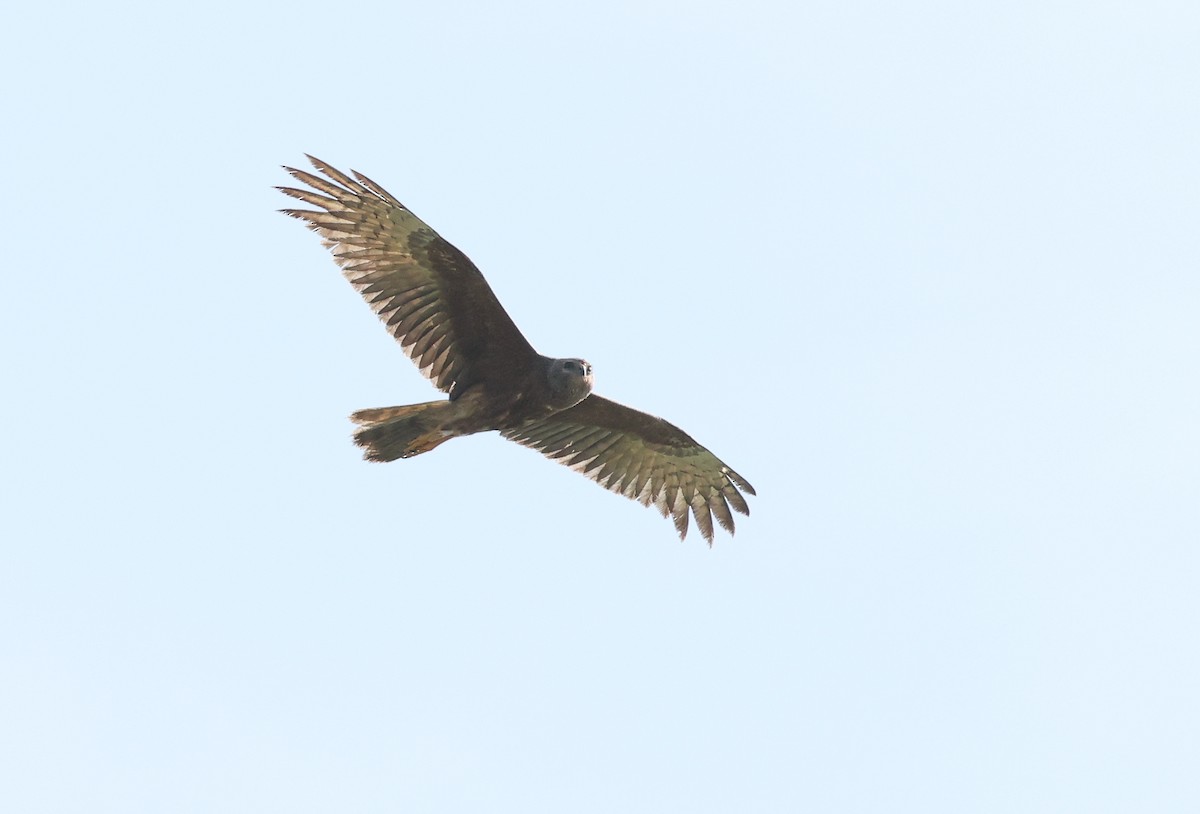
[3,1,1198,811]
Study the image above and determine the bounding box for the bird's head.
[547,357,594,409]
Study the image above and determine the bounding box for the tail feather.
[350,404,437,426]
[351,401,455,461]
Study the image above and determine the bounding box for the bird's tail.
[349,401,457,461]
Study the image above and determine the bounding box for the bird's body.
[279,156,754,543]
[350,354,592,460]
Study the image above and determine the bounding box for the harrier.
[278,156,755,543]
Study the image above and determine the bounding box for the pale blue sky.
[2,1,1198,812]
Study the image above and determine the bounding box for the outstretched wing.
[278,155,538,397]
[501,396,756,544]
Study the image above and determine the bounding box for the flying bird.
[278,156,754,543]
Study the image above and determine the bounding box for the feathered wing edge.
[501,396,755,545]
[277,155,539,398]
[276,157,461,392]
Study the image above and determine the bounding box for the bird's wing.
[279,156,537,396]
[501,395,755,544]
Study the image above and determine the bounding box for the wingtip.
[722,466,756,497]
[304,153,337,176]
[278,207,311,220]
[352,168,403,207]
[672,507,689,540]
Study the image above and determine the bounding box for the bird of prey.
[278,156,755,543]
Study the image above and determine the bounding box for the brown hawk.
[279,156,755,543]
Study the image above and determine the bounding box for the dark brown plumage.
[278,155,754,543]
